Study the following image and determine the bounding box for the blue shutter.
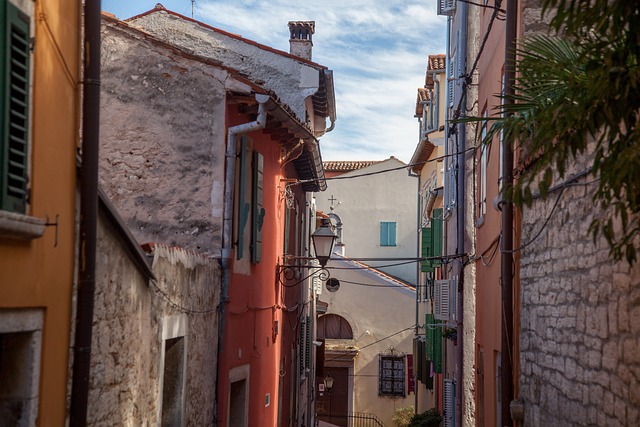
[251,151,264,263]
[380,222,397,246]
[1,1,30,213]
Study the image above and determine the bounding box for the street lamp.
[276,217,337,287]
[312,218,337,267]
[323,373,334,390]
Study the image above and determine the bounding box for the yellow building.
[0,0,81,424]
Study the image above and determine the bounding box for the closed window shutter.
[1,1,30,213]
[432,208,443,266]
[426,313,443,374]
[251,151,264,263]
[380,221,396,246]
[236,136,250,260]
[421,227,433,272]
[444,379,456,427]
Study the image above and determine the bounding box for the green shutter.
[421,227,434,272]
[426,313,443,374]
[251,151,264,263]
[1,1,30,213]
[236,136,250,260]
[432,208,443,267]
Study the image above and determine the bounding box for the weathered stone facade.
[89,206,220,426]
[518,149,640,426]
[100,18,230,255]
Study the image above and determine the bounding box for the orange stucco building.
[0,0,81,424]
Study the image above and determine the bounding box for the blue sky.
[102,1,447,162]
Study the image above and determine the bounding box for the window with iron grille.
[378,354,406,397]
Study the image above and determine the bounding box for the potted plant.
[409,408,442,427]
[442,327,457,344]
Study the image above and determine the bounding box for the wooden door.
[317,367,349,426]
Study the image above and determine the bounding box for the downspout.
[219,92,269,354]
[502,0,517,425]
[456,1,469,426]
[69,0,100,424]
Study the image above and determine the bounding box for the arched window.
[317,314,353,339]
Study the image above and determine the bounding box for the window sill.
[0,210,46,240]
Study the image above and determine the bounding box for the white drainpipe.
[219,93,269,353]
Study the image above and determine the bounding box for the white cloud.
[104,0,447,162]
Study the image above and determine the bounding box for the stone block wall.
[518,151,640,425]
[89,211,220,425]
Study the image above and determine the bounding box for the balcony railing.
[319,412,386,427]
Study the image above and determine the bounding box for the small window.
[380,221,397,246]
[378,354,406,397]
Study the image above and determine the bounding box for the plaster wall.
[0,0,80,424]
[315,158,419,284]
[321,256,416,426]
[473,4,506,427]
[99,20,231,255]
[90,213,220,426]
[129,10,321,122]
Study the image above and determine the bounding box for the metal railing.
[319,412,386,427]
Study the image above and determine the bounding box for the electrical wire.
[321,325,416,364]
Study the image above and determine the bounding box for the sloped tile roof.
[323,160,382,173]
[428,54,446,71]
[416,87,430,116]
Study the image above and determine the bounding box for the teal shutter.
[236,136,250,260]
[251,151,264,263]
[421,227,433,272]
[380,221,396,246]
[1,1,30,213]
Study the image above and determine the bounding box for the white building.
[316,157,419,285]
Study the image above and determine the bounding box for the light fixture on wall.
[323,373,334,390]
[276,218,338,288]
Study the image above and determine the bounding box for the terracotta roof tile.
[323,160,382,173]
[428,54,446,71]
[415,87,430,116]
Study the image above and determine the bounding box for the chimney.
[288,21,315,61]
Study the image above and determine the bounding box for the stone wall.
[100,18,229,255]
[518,149,640,425]
[89,209,220,425]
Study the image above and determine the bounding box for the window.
[159,315,187,426]
[0,309,43,426]
[1,0,31,214]
[380,221,397,246]
[317,314,353,340]
[236,136,266,263]
[378,354,406,397]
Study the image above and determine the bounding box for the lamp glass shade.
[311,219,337,267]
[324,374,334,390]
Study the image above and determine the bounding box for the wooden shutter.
[236,136,250,259]
[425,313,442,374]
[251,151,264,263]
[434,279,450,321]
[432,208,443,266]
[438,0,456,16]
[1,1,30,213]
[421,227,433,272]
[443,379,455,427]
